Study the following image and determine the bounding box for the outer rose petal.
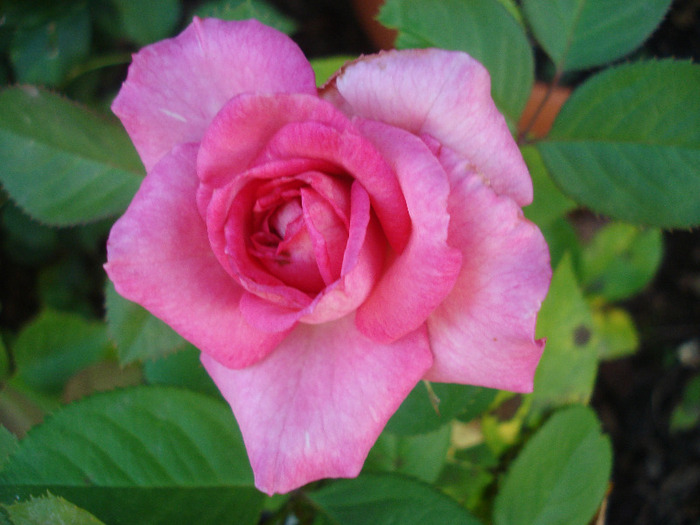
[112,18,316,170]
[425,173,551,392]
[322,49,533,206]
[354,119,462,343]
[201,315,433,495]
[104,144,288,369]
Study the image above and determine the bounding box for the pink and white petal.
[201,315,433,495]
[105,143,288,369]
[425,174,551,392]
[354,120,462,344]
[113,18,316,170]
[322,49,532,206]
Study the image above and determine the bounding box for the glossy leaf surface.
[0,87,143,226]
[494,405,612,525]
[309,473,483,525]
[538,60,700,227]
[523,0,672,71]
[0,387,262,525]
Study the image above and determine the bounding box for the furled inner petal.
[246,177,350,293]
[251,194,325,294]
[197,92,411,253]
[239,181,384,333]
[206,162,361,314]
[301,187,348,284]
[256,119,410,253]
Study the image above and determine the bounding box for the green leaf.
[537,60,700,228]
[196,0,297,35]
[105,281,187,365]
[439,444,497,510]
[522,0,672,72]
[493,405,612,525]
[592,305,638,360]
[670,375,700,432]
[310,56,354,87]
[10,3,91,87]
[110,0,182,45]
[538,216,580,272]
[143,345,220,398]
[378,0,534,123]
[13,310,111,396]
[0,425,19,469]
[385,382,497,435]
[0,386,263,525]
[308,473,483,525]
[531,254,599,411]
[522,146,577,228]
[580,223,663,301]
[1,203,59,266]
[0,86,143,226]
[0,333,8,384]
[494,0,523,25]
[365,424,451,483]
[4,494,106,525]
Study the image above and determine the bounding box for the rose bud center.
[248,175,350,295]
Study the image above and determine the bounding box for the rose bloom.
[105,18,551,495]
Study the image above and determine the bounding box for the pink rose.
[105,18,551,494]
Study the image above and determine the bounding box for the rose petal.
[197,93,346,190]
[425,173,551,392]
[197,93,411,252]
[197,158,342,219]
[205,169,324,311]
[201,315,433,495]
[256,195,327,293]
[322,49,533,206]
[301,208,385,324]
[113,18,316,170]
[206,170,357,312]
[300,187,347,284]
[354,120,462,343]
[105,143,288,368]
[238,182,385,330]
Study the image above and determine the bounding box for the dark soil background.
[262,1,700,523]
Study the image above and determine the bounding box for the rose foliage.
[105,18,551,495]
